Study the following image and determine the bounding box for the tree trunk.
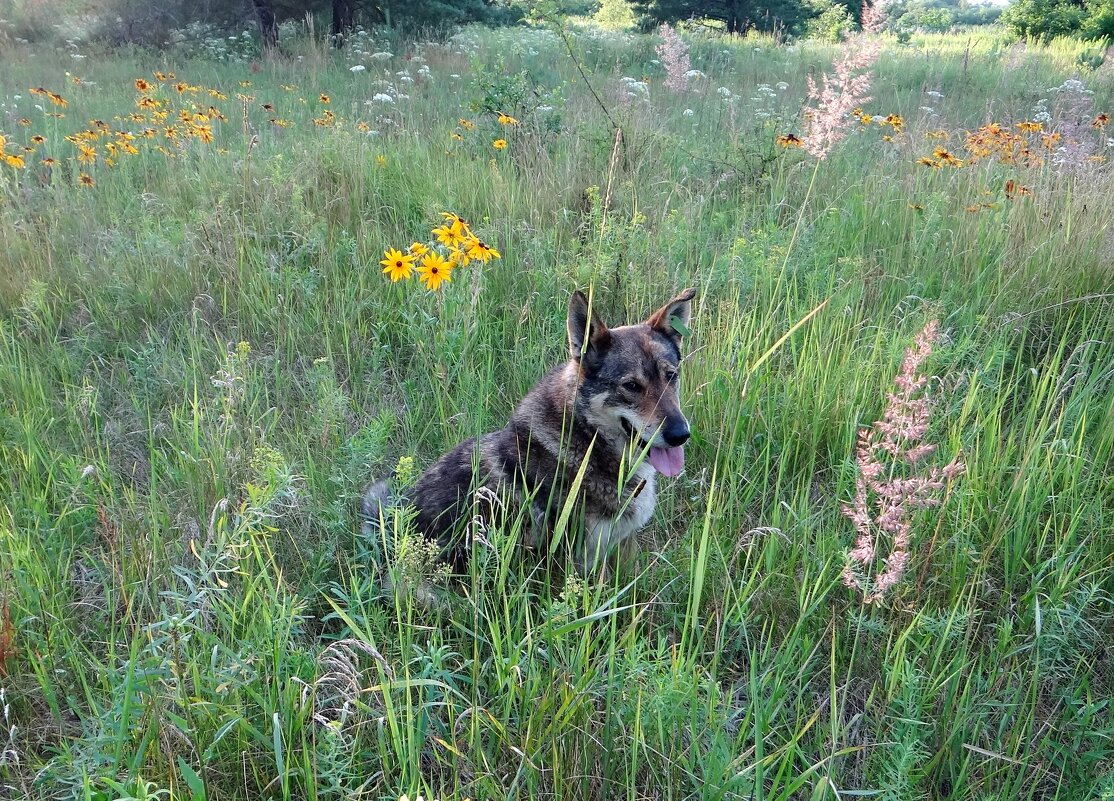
[331,0,356,44]
[251,0,278,50]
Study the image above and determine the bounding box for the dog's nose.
[663,422,690,448]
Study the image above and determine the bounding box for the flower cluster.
[1,71,387,191]
[380,212,501,292]
[448,112,517,154]
[777,109,902,150]
[914,116,1111,173]
[842,320,964,604]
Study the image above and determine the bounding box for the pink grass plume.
[842,320,964,604]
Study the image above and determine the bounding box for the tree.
[1081,0,1114,37]
[331,0,356,39]
[632,0,812,34]
[596,0,638,30]
[251,0,278,48]
[999,0,1088,40]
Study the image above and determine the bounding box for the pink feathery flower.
[842,319,964,604]
[802,2,885,160]
[656,23,692,93]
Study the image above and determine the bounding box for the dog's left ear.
[568,290,612,368]
[646,288,696,344]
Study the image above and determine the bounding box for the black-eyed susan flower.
[916,156,942,169]
[4,153,26,168]
[932,147,963,168]
[77,144,97,164]
[493,138,507,150]
[776,133,803,149]
[466,238,500,263]
[459,118,475,131]
[449,246,471,268]
[41,157,57,166]
[18,118,31,127]
[408,242,429,257]
[418,252,452,291]
[79,172,95,187]
[497,113,518,125]
[1005,179,1033,199]
[440,211,470,227]
[1017,121,1042,133]
[154,71,169,81]
[1041,132,1061,149]
[239,80,252,88]
[135,78,151,92]
[319,93,330,104]
[1093,113,1109,129]
[433,218,468,248]
[31,135,45,145]
[47,92,67,107]
[381,248,416,282]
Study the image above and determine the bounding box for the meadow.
[1,16,1113,800]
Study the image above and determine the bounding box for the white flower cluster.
[619,76,650,103]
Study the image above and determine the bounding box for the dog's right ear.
[568,290,611,368]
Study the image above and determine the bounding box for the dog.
[364,288,696,573]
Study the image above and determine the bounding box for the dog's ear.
[568,290,611,368]
[646,288,696,344]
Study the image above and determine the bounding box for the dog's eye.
[665,370,678,384]
[623,380,643,393]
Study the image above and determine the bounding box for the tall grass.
[1,20,1112,800]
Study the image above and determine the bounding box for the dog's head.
[568,288,696,477]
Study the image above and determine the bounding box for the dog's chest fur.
[580,460,656,565]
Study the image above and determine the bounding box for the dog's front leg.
[578,519,615,577]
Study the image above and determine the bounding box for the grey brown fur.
[363,288,696,572]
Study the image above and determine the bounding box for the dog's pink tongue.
[648,445,685,477]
